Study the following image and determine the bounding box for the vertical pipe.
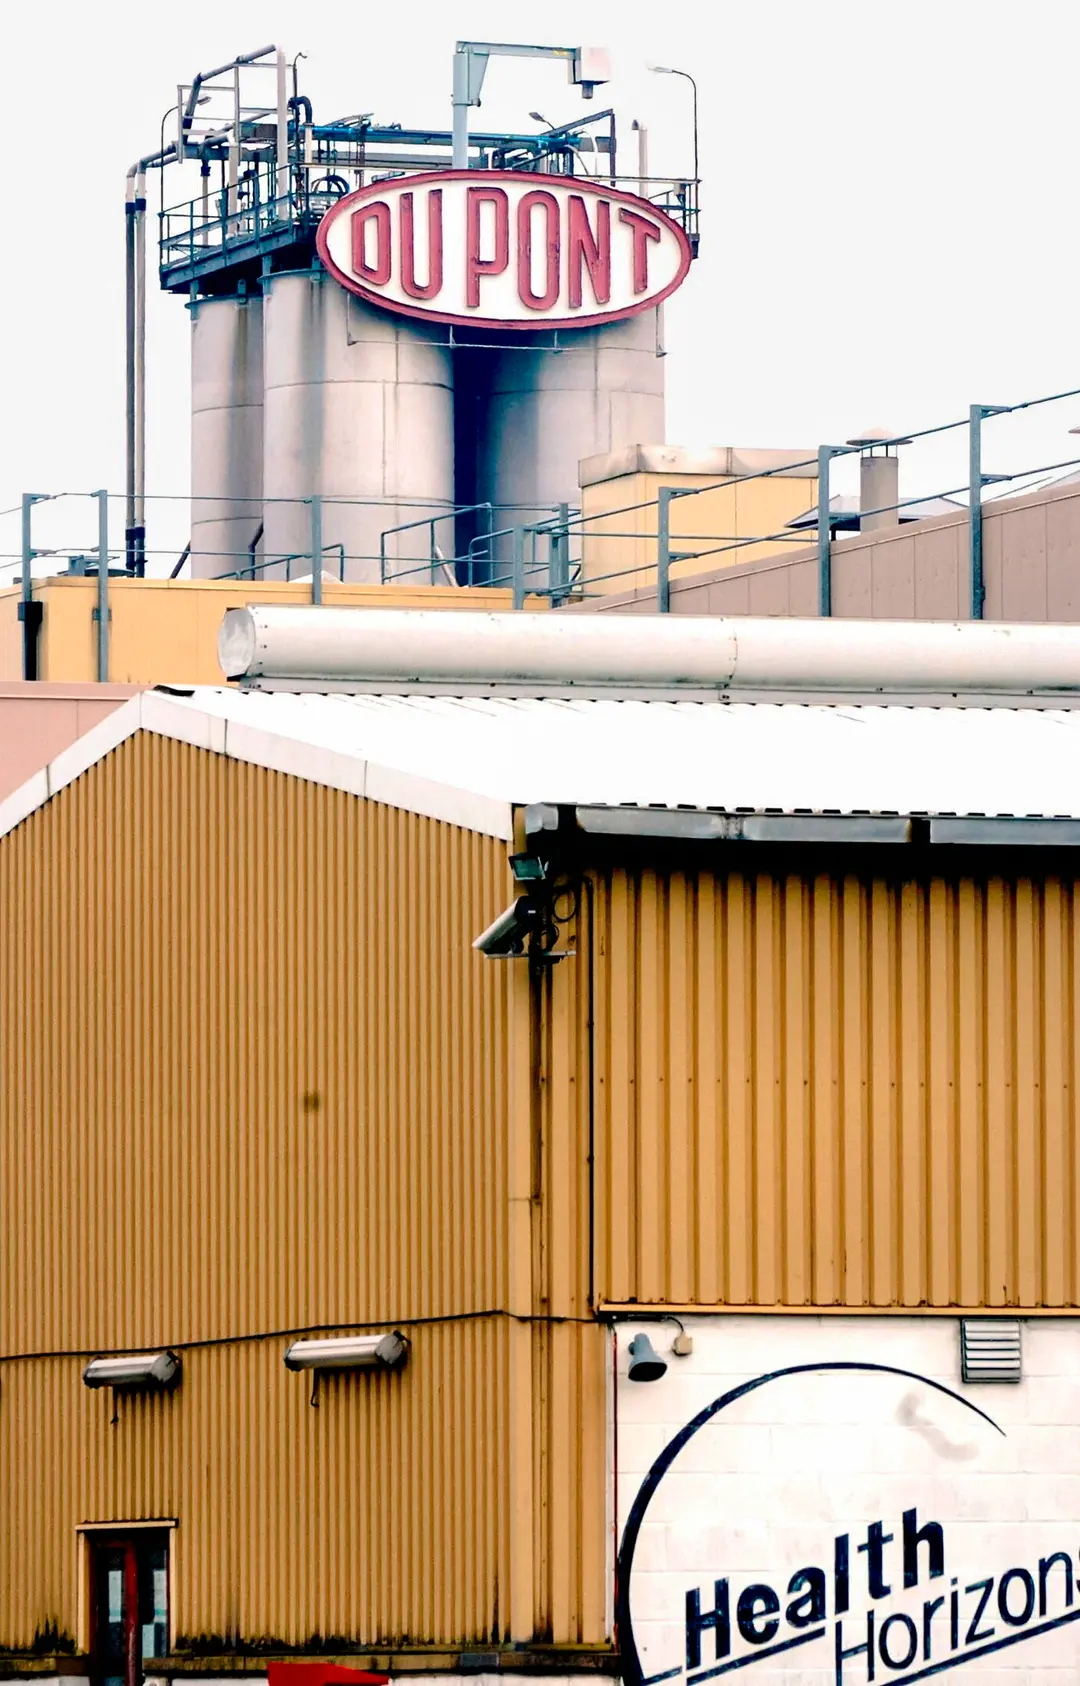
[275,49,290,206]
[310,496,323,605]
[969,404,985,621]
[452,50,470,169]
[95,490,109,682]
[656,485,673,613]
[125,177,138,571]
[817,446,832,617]
[631,121,648,196]
[134,169,147,575]
[230,67,241,215]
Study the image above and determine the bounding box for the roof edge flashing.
[576,810,1080,846]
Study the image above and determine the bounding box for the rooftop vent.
[960,1318,1022,1383]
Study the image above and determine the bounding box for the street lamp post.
[649,63,699,254]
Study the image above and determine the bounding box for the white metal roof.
[4,686,1080,845]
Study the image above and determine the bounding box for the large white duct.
[219,606,1080,694]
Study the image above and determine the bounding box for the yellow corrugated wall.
[0,735,607,1655]
[587,863,1080,1311]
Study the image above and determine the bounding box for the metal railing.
[160,188,340,278]
[159,170,700,283]
[7,380,1080,680]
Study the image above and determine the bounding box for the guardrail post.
[95,490,110,682]
[550,502,570,604]
[18,493,45,681]
[310,496,323,605]
[511,526,526,610]
[657,485,673,612]
[968,405,984,620]
[817,447,833,616]
[968,403,1008,619]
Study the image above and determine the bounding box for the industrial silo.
[261,270,454,584]
[470,309,665,538]
[189,296,264,578]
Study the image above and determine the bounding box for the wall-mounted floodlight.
[627,1333,667,1382]
[83,1352,181,1390]
[284,1333,408,1372]
[509,853,547,884]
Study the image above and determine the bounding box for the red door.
[91,1536,169,1686]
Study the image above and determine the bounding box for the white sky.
[4,0,1080,573]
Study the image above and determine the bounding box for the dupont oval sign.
[315,170,692,330]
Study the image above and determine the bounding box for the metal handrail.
[10,380,1080,669]
[378,502,494,586]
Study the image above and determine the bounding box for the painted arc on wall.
[616,1327,1080,1686]
[316,171,692,330]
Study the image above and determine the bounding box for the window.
[89,1534,169,1686]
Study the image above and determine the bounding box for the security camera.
[473,896,543,958]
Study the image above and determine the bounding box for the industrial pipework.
[128,40,701,586]
[218,606,1080,699]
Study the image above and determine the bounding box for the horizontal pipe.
[218,606,1080,693]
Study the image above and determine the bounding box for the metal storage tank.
[190,295,264,579]
[473,309,665,545]
[261,271,454,584]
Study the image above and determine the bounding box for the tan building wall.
[0,734,607,1665]
[0,579,524,686]
[576,446,817,593]
[570,474,1080,619]
[539,856,1080,1315]
[6,730,1080,1666]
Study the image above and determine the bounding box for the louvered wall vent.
[960,1319,1022,1383]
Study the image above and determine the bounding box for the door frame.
[78,1522,177,1669]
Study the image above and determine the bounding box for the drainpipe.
[126,147,174,575]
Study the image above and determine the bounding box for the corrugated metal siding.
[0,735,510,1351]
[0,735,605,1654]
[0,1331,507,1652]
[589,863,1080,1310]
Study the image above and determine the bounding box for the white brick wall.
[615,1316,1080,1686]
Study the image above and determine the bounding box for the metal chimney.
[847,427,902,533]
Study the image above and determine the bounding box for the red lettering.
[516,190,561,311]
[399,190,443,300]
[567,195,611,309]
[618,207,661,294]
[351,201,391,285]
[466,187,509,308]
